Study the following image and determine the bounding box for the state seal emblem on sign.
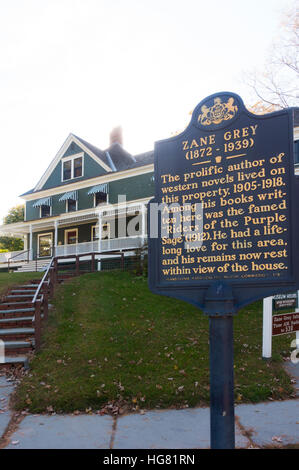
[198,97,238,126]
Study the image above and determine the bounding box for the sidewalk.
[0,363,298,449]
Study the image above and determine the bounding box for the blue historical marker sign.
[148,92,299,449]
[148,92,299,311]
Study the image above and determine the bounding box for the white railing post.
[98,212,102,252]
[29,224,33,260]
[23,234,28,252]
[54,221,58,257]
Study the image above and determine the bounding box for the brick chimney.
[110,126,123,146]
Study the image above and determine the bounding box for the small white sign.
[0,340,4,363]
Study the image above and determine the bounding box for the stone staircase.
[0,272,78,369]
[0,280,41,369]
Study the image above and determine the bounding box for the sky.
[0,0,295,223]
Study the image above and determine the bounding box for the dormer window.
[62,153,84,181]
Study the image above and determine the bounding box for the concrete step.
[0,302,33,310]
[5,295,35,303]
[3,340,33,354]
[16,285,39,290]
[0,309,35,321]
[0,316,34,328]
[0,327,35,341]
[10,290,36,295]
[18,284,41,287]
[17,262,49,273]
[0,356,29,369]
[0,307,35,315]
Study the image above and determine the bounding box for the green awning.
[32,197,52,208]
[59,190,78,202]
[87,184,108,195]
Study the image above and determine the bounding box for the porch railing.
[54,236,145,257]
[0,249,31,265]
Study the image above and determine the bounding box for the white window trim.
[61,152,84,182]
[64,228,79,245]
[37,232,53,258]
[39,205,52,218]
[66,199,78,213]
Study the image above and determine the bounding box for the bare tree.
[246,2,298,110]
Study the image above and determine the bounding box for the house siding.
[25,172,154,222]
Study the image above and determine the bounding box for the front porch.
[0,201,148,271]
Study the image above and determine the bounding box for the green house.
[0,129,154,270]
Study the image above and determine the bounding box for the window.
[63,160,72,181]
[64,229,78,245]
[40,205,51,218]
[67,198,77,212]
[38,233,53,257]
[62,154,84,181]
[74,157,83,177]
[94,192,107,206]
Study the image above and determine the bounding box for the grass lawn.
[0,272,43,296]
[13,271,296,414]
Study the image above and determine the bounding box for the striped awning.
[32,197,52,208]
[87,184,108,195]
[59,190,78,202]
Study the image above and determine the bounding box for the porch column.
[98,212,102,252]
[23,234,28,251]
[54,220,58,257]
[29,224,33,260]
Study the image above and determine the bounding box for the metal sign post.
[205,282,235,449]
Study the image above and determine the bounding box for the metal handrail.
[10,248,31,261]
[32,257,54,304]
[6,249,31,269]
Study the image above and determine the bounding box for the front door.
[38,233,53,258]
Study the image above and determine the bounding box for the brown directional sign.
[272,312,299,336]
[148,92,299,310]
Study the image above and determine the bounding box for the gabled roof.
[105,142,136,171]
[20,133,154,197]
[73,134,112,169]
[33,133,113,193]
